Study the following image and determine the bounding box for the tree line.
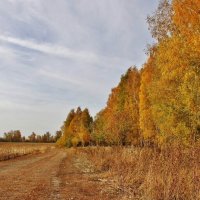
[0,130,62,143]
[57,0,200,147]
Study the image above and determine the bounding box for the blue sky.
[0,0,159,136]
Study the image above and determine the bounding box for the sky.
[0,0,159,136]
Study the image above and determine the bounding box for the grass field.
[75,145,200,200]
[0,142,55,161]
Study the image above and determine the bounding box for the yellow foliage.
[139,56,156,142]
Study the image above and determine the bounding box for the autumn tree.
[172,0,200,142]
[139,55,157,145]
[147,0,173,41]
[56,109,75,147]
[78,108,93,146]
[143,0,200,144]
[57,107,93,147]
[93,67,141,145]
[92,109,109,145]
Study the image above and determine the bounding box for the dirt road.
[0,149,118,200]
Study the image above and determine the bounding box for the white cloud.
[0,34,135,69]
[0,35,100,63]
[38,68,82,86]
[0,45,16,63]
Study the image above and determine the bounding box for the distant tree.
[22,136,26,142]
[45,132,51,142]
[42,133,47,143]
[3,130,22,142]
[36,135,42,143]
[28,132,36,143]
[0,137,5,142]
[13,130,22,142]
[4,132,13,142]
[55,131,62,142]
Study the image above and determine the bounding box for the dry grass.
[0,142,55,161]
[76,145,200,200]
